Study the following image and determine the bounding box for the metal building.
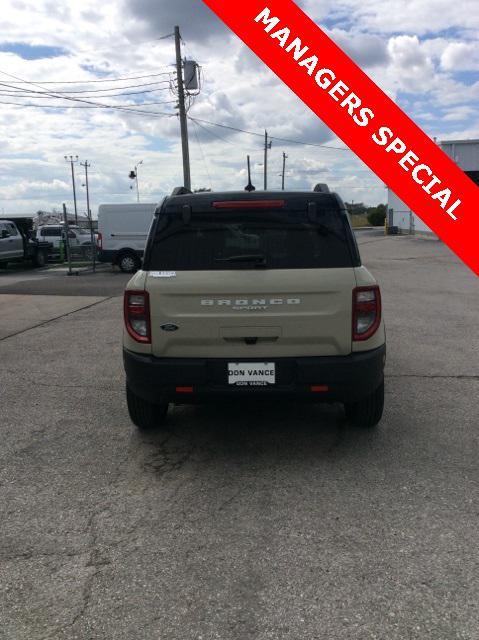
[387,139,479,235]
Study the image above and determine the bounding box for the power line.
[0,73,176,118]
[2,71,174,84]
[193,116,369,188]
[0,85,172,99]
[191,118,240,148]
[192,119,212,190]
[0,98,177,109]
[0,89,175,118]
[0,79,171,95]
[188,116,351,152]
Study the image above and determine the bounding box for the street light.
[129,160,143,203]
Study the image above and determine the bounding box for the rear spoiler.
[171,186,192,196]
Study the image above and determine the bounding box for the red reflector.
[212,200,285,209]
[128,304,145,315]
[311,385,329,393]
[176,386,194,394]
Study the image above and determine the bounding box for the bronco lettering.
[201,298,301,307]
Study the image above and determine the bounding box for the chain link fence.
[60,203,98,274]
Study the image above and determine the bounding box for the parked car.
[0,218,50,268]
[36,224,93,250]
[97,203,157,273]
[122,186,386,431]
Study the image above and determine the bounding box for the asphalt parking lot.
[1,231,478,640]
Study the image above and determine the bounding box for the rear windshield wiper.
[215,254,267,267]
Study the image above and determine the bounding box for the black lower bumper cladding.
[124,346,386,405]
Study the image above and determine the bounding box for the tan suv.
[123,187,386,430]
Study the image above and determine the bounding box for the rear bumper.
[123,345,386,405]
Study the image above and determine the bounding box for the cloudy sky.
[0,0,477,216]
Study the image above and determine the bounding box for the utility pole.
[80,160,96,272]
[281,152,288,191]
[62,203,73,276]
[65,155,79,225]
[80,160,91,217]
[175,26,191,191]
[264,131,272,190]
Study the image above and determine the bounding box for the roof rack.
[171,186,193,196]
[313,183,330,193]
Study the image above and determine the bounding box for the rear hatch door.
[145,195,357,358]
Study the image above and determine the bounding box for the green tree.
[367,203,387,226]
[345,201,367,216]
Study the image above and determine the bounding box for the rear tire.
[33,250,47,268]
[126,384,168,431]
[118,251,141,273]
[344,381,384,428]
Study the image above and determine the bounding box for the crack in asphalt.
[142,440,197,478]
[0,549,89,561]
[33,439,141,639]
[37,513,103,640]
[0,296,115,343]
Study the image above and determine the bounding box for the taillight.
[124,290,151,343]
[97,232,102,249]
[352,286,381,341]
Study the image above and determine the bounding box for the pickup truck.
[0,218,51,268]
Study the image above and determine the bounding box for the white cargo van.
[97,203,157,272]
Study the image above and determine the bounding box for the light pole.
[65,155,79,225]
[129,160,143,203]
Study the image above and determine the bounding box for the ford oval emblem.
[160,323,179,332]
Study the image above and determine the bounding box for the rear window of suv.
[146,197,356,270]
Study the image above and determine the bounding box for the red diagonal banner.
[202,0,479,276]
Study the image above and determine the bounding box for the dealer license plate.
[228,362,276,386]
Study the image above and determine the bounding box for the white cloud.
[328,0,479,36]
[441,42,479,71]
[441,105,476,121]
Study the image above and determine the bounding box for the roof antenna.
[245,155,256,192]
